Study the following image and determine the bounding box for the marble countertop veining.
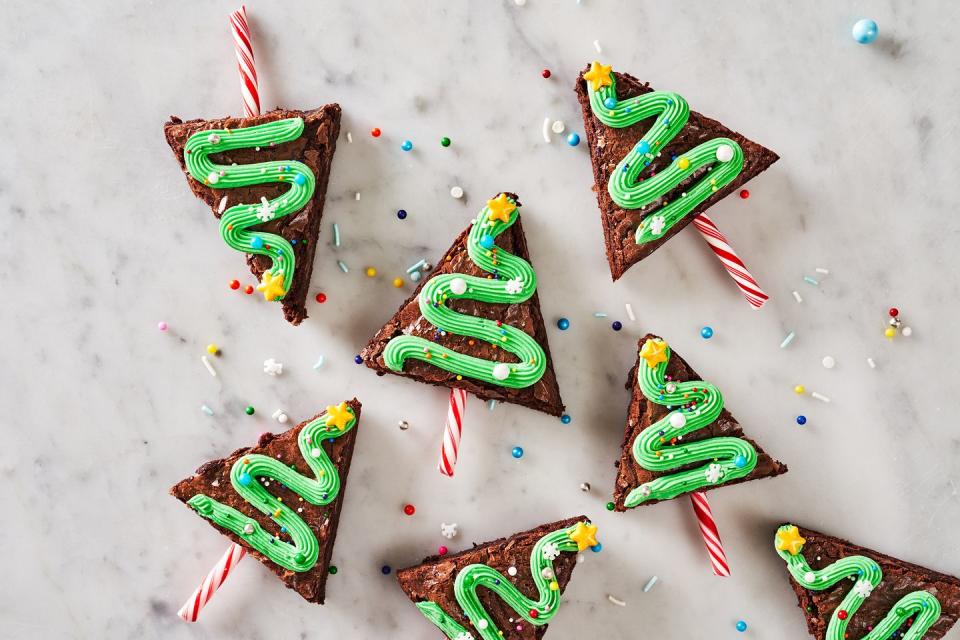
[2,1,960,638]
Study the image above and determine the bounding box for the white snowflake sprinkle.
[505,277,524,295]
[263,358,284,376]
[705,463,725,484]
[441,522,459,539]
[256,196,278,222]
[649,215,667,236]
[853,579,874,598]
[542,542,560,561]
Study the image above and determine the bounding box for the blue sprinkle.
[700,326,714,339]
[637,141,650,154]
[603,96,617,109]
[560,414,571,424]
[591,543,602,552]
[354,355,362,364]
[280,527,287,533]
[293,173,306,186]
[611,321,623,331]
[736,620,748,632]
[401,139,413,151]
[557,318,570,330]
[852,18,879,44]
[381,565,392,575]
[250,237,264,249]
[480,234,495,249]
[796,415,807,425]
[238,473,253,486]
[734,455,747,468]
[566,133,580,146]
[397,209,407,220]
[511,446,524,459]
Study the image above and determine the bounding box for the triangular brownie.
[774,524,960,639]
[397,516,595,640]
[164,105,341,325]
[170,399,361,604]
[613,334,786,510]
[575,63,779,280]
[361,193,564,416]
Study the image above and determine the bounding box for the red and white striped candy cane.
[439,388,467,477]
[229,5,260,118]
[689,492,731,577]
[693,213,768,309]
[178,543,247,622]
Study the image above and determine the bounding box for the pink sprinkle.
[438,546,448,555]
[157,321,168,331]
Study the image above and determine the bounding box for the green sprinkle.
[440,137,451,147]
[803,276,819,286]
[328,565,338,574]
[333,223,341,247]
[606,502,615,511]
[337,260,349,274]
[245,406,255,415]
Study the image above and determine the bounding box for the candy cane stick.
[689,492,731,577]
[229,5,260,118]
[692,213,768,309]
[439,388,467,477]
[178,543,247,622]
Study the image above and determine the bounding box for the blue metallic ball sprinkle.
[238,473,253,486]
[612,321,623,331]
[603,96,617,109]
[560,414,572,424]
[397,209,407,220]
[354,355,363,364]
[401,139,413,151]
[250,237,264,249]
[557,317,570,330]
[480,234,495,249]
[566,133,580,146]
[512,446,524,459]
[591,543,602,552]
[381,565,391,575]
[852,18,878,44]
[736,620,748,632]
[734,455,747,468]
[637,141,650,154]
[293,173,306,185]
[796,415,807,425]
[700,326,714,339]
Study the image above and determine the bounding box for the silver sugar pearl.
[398,420,410,431]
[579,482,591,492]
[541,567,555,580]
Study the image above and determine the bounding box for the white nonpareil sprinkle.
[780,331,796,349]
[542,117,551,143]
[822,356,836,369]
[811,391,831,403]
[487,399,498,411]
[355,192,360,201]
[201,405,214,416]
[551,120,565,134]
[593,312,608,318]
[607,594,626,607]
[201,355,217,377]
[867,357,876,369]
[450,186,464,199]
[625,303,636,321]
[313,355,325,370]
[217,196,228,214]
[593,39,602,53]
[346,131,353,143]
[507,566,518,576]
[643,575,659,592]
[792,290,803,303]
[815,267,830,274]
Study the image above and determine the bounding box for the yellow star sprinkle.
[639,338,669,369]
[775,525,806,556]
[324,402,353,431]
[569,521,599,551]
[486,193,517,223]
[583,61,613,91]
[256,270,286,301]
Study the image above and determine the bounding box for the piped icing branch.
[186,402,356,573]
[775,525,942,640]
[382,194,547,389]
[416,521,598,640]
[624,338,757,507]
[183,117,317,301]
[582,61,744,245]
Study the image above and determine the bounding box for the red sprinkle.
[403,504,416,516]
[888,307,899,317]
[541,69,551,79]
[529,609,539,619]
[229,279,240,290]
[837,610,848,620]
[739,189,750,199]
[438,546,448,555]
[315,292,327,304]
[371,127,382,138]
[244,285,254,295]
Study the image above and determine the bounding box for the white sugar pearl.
[243,523,255,534]
[822,356,836,369]
[478,620,489,630]
[665,382,677,393]
[716,144,734,162]
[207,172,220,184]
[207,133,221,144]
[669,413,687,429]
[492,363,510,380]
[551,120,566,134]
[805,572,816,582]
[507,566,518,576]
[541,567,555,579]
[450,278,467,295]
[311,448,322,458]
[901,326,913,337]
[450,186,464,199]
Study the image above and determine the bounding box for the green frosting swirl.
[775,525,941,639]
[415,521,592,640]
[186,405,356,572]
[585,65,744,244]
[625,338,757,507]
[382,196,547,389]
[183,117,316,299]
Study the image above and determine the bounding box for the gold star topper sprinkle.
[569,521,599,551]
[324,402,353,431]
[775,525,807,556]
[486,193,517,223]
[583,61,613,91]
[639,338,668,369]
[256,270,286,301]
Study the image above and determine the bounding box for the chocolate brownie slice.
[782,526,960,640]
[361,195,564,416]
[613,334,786,510]
[164,105,341,325]
[397,516,587,639]
[170,399,360,604]
[574,67,778,280]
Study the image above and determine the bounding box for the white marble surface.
[3,1,960,638]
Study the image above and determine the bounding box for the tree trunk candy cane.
[177,7,260,621]
[229,5,260,118]
[439,388,467,477]
[177,543,247,622]
[692,213,769,309]
[690,492,731,577]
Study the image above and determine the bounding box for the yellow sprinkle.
[206,343,218,355]
[273,509,282,518]
[392,277,404,288]
[677,157,690,170]
[884,327,896,339]
[549,581,559,591]
[456,375,463,381]
[365,267,377,277]
[794,385,806,394]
